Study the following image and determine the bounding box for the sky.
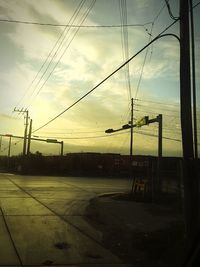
[0,0,199,157]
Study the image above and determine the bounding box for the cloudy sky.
[0,0,199,157]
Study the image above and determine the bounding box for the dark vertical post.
[8,136,11,157]
[189,0,198,159]
[23,111,29,156]
[158,114,162,193]
[158,114,162,159]
[0,136,2,151]
[180,1,193,158]
[130,98,134,158]
[60,141,64,156]
[130,98,135,193]
[27,119,32,155]
[180,0,198,253]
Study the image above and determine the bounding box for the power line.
[37,130,105,135]
[164,0,179,20]
[34,129,183,143]
[153,2,167,23]
[135,108,180,118]
[32,20,179,133]
[134,22,154,99]
[135,103,180,113]
[193,1,200,8]
[0,18,153,28]
[134,0,168,99]
[136,98,180,106]
[135,130,182,142]
[25,0,96,109]
[119,0,132,100]
[15,0,86,109]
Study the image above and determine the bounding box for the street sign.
[136,116,149,127]
[46,139,58,143]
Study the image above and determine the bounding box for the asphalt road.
[0,173,132,267]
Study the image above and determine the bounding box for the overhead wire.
[134,22,154,99]
[136,98,180,106]
[25,0,96,109]
[164,0,179,20]
[135,103,180,113]
[0,18,153,28]
[32,18,179,133]
[134,0,168,100]
[33,129,183,143]
[119,0,132,101]
[135,108,180,118]
[15,0,86,109]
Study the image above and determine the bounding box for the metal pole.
[27,119,32,155]
[189,0,198,159]
[180,0,194,158]
[180,0,198,254]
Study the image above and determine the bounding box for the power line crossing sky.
[0,0,199,156]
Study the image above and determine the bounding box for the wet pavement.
[0,173,132,266]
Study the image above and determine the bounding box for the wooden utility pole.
[60,141,64,156]
[27,119,32,155]
[180,0,199,254]
[130,98,134,184]
[130,98,134,158]
[13,108,29,156]
[8,135,12,157]
[23,110,29,156]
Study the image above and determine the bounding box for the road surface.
[0,173,132,267]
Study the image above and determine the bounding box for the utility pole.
[60,141,64,156]
[0,136,2,152]
[189,0,198,159]
[157,114,162,159]
[23,110,29,156]
[27,119,32,155]
[157,114,162,194]
[180,0,199,255]
[8,135,12,157]
[130,98,134,161]
[130,98,134,190]
[13,108,29,156]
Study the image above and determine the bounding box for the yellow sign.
[136,116,149,127]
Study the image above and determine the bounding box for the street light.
[105,129,114,133]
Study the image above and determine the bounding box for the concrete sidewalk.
[0,173,184,266]
[85,193,185,267]
[0,173,133,267]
